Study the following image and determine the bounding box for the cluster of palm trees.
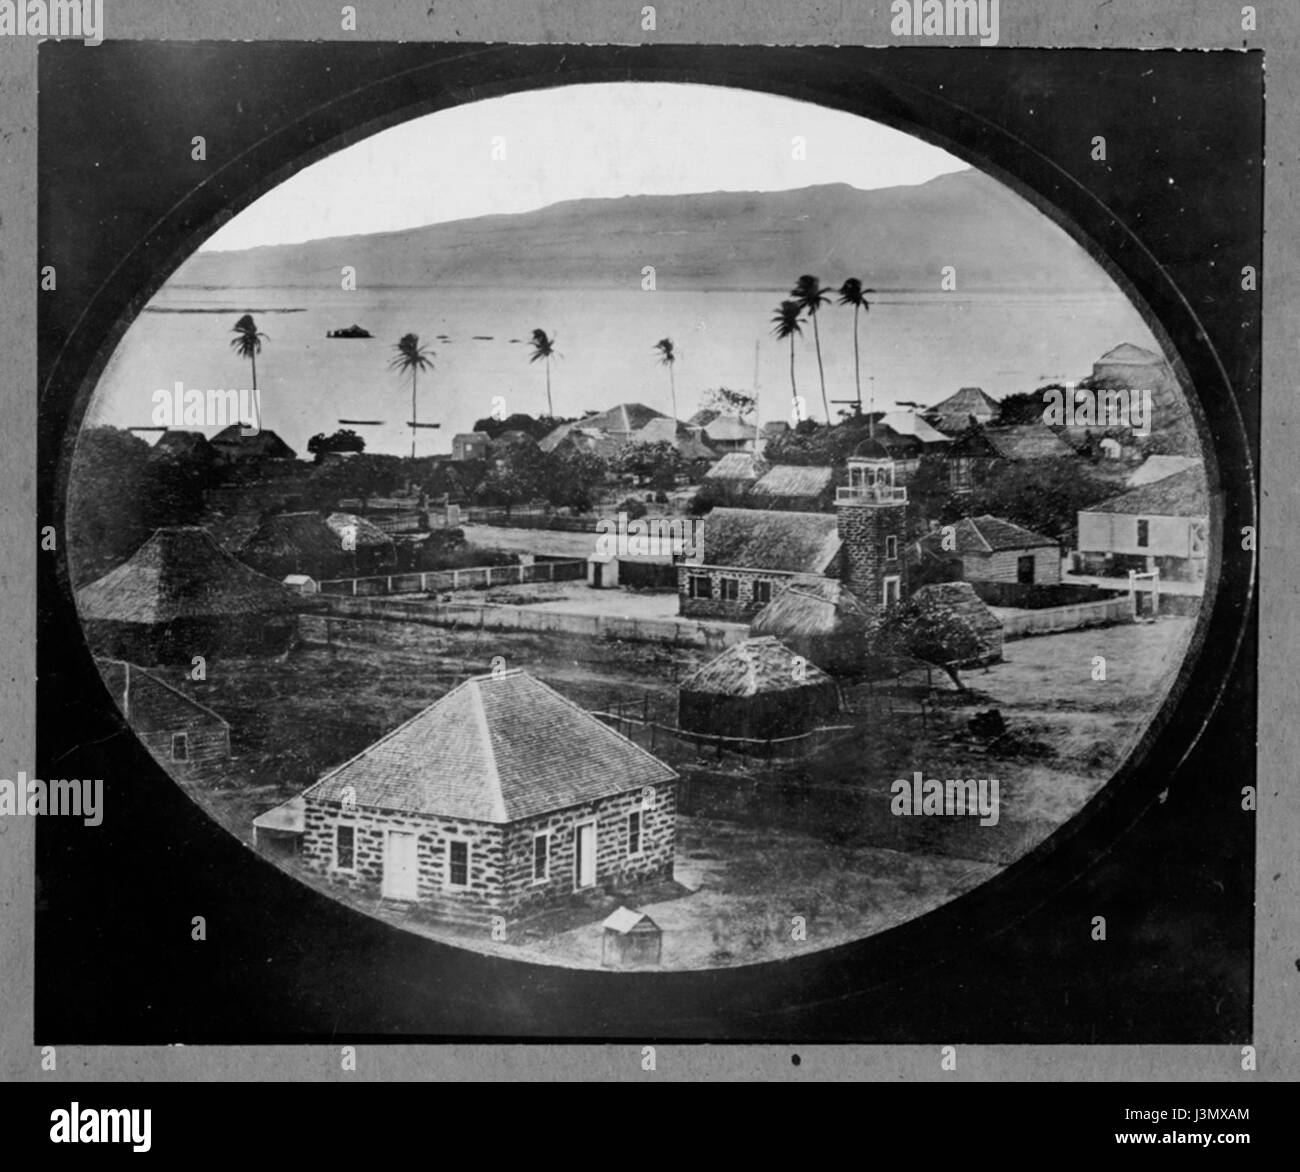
[770,275,875,429]
[230,280,875,456]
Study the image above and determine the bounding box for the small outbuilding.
[601,906,663,968]
[76,527,298,665]
[678,636,840,742]
[96,657,232,778]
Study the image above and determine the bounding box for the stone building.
[290,669,677,926]
[679,440,910,622]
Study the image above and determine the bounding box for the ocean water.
[85,284,1167,457]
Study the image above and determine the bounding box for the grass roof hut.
[749,578,879,676]
[678,636,840,743]
[76,527,298,664]
[238,510,383,581]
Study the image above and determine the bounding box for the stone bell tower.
[836,439,909,610]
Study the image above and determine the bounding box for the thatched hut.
[76,527,298,665]
[906,581,1004,667]
[678,636,840,742]
[239,510,393,580]
[749,578,879,675]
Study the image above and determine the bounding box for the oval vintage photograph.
[65,82,1210,972]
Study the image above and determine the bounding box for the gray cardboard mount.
[1,0,1294,1082]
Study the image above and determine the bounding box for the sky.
[202,82,970,251]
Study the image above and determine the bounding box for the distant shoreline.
[143,306,306,314]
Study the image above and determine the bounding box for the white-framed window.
[883,576,901,607]
[885,535,898,561]
[688,574,713,600]
[171,732,189,761]
[532,832,550,882]
[720,577,739,602]
[447,839,470,888]
[335,824,356,871]
[753,579,772,605]
[628,810,643,855]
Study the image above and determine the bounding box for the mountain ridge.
[177,170,1114,293]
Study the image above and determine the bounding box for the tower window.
[885,535,898,561]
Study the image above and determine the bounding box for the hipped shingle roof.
[304,669,676,823]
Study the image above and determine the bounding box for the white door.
[383,830,419,900]
[575,822,597,890]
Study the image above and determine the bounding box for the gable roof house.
[289,669,678,925]
[76,527,298,664]
[678,636,841,742]
[96,658,232,780]
[911,515,1062,587]
[679,507,842,622]
[1076,467,1209,583]
[747,464,836,512]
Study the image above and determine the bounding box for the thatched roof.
[579,403,669,434]
[152,430,216,459]
[703,452,763,482]
[1096,342,1163,367]
[240,512,345,562]
[1085,467,1208,517]
[680,637,834,697]
[210,426,297,461]
[325,512,394,550]
[749,464,834,502]
[77,527,296,623]
[981,424,1077,461]
[703,416,758,444]
[304,669,675,823]
[750,578,876,640]
[931,386,1000,419]
[700,508,841,574]
[908,581,1004,648]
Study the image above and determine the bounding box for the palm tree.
[837,278,877,435]
[528,328,559,417]
[791,275,832,423]
[388,333,435,460]
[229,313,267,390]
[770,300,804,418]
[654,337,677,420]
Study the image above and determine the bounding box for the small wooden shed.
[601,906,663,968]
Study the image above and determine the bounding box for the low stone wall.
[305,598,747,650]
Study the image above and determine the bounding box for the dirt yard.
[140,609,1199,969]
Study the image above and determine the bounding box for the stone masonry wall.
[678,565,804,621]
[836,501,908,606]
[501,782,677,918]
[302,799,507,924]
